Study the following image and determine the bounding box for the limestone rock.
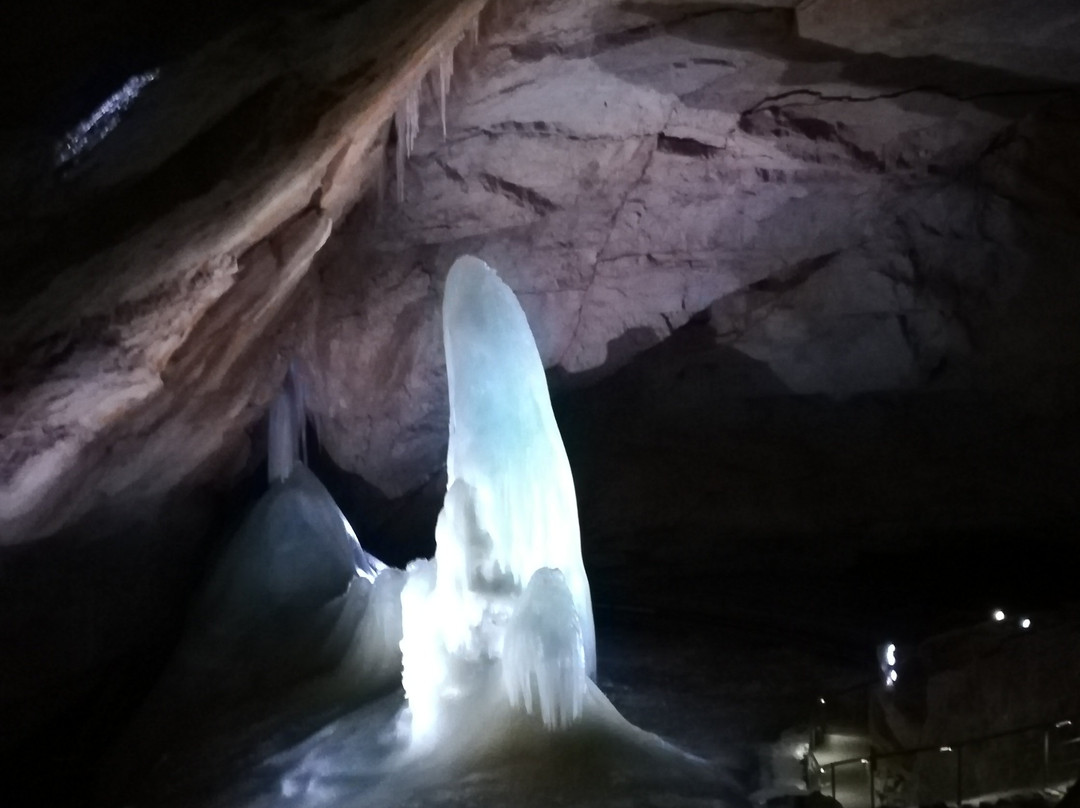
[2,0,1079,537]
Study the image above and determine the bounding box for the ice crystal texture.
[400,256,595,740]
[54,69,159,167]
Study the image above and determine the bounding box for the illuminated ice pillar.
[400,256,595,742]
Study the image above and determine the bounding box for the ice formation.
[54,69,159,168]
[437,46,456,138]
[394,86,420,202]
[400,256,596,744]
[268,367,309,483]
[253,264,707,800]
[175,370,393,691]
[109,260,714,806]
[502,567,587,729]
[265,367,381,580]
[393,28,465,199]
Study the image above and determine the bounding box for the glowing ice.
[113,260,715,804]
[173,371,390,690]
[54,69,159,168]
[268,368,308,484]
[400,255,595,742]
[267,368,380,579]
[437,46,455,138]
[394,85,420,201]
[503,567,587,729]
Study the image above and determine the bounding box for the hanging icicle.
[395,85,421,202]
[438,46,456,139]
[404,85,420,154]
[267,366,307,484]
[395,118,406,203]
[289,362,308,467]
[375,141,387,218]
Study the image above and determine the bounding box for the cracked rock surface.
[304,0,1080,499]
[0,0,489,542]
[1,0,1080,539]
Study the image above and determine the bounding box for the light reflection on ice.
[103,257,723,807]
[400,256,597,746]
[54,69,159,168]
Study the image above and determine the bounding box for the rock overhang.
[2,0,1080,545]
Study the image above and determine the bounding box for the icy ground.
[98,598,863,808]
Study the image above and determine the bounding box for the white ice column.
[400,255,596,741]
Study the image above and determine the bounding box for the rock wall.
[1,0,1079,540]
[302,0,1080,500]
[0,0,489,543]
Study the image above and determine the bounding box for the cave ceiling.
[2,0,1080,545]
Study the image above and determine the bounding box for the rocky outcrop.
[2,0,1080,542]
[302,0,1080,499]
[1061,776,1080,808]
[0,0,489,543]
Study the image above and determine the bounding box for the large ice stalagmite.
[133,258,711,807]
[401,255,595,743]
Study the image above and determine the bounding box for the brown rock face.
[0,0,488,543]
[1,0,1079,538]
[302,0,1080,502]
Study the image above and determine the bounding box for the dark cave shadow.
[594,2,1080,119]
[549,311,794,395]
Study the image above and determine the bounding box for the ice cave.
[2,1,1080,807]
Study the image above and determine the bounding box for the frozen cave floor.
[104,604,863,808]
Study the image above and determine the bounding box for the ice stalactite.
[390,18,471,200]
[437,46,456,139]
[394,85,421,202]
[267,391,296,482]
[266,366,383,581]
[268,366,308,483]
[400,256,596,744]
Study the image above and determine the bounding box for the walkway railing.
[809,718,1079,808]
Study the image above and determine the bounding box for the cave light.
[54,68,160,167]
[885,643,896,666]
[940,746,953,752]
[1056,721,1072,729]
[992,609,1006,622]
[1020,617,1031,629]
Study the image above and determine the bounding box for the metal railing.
[810,718,1079,808]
